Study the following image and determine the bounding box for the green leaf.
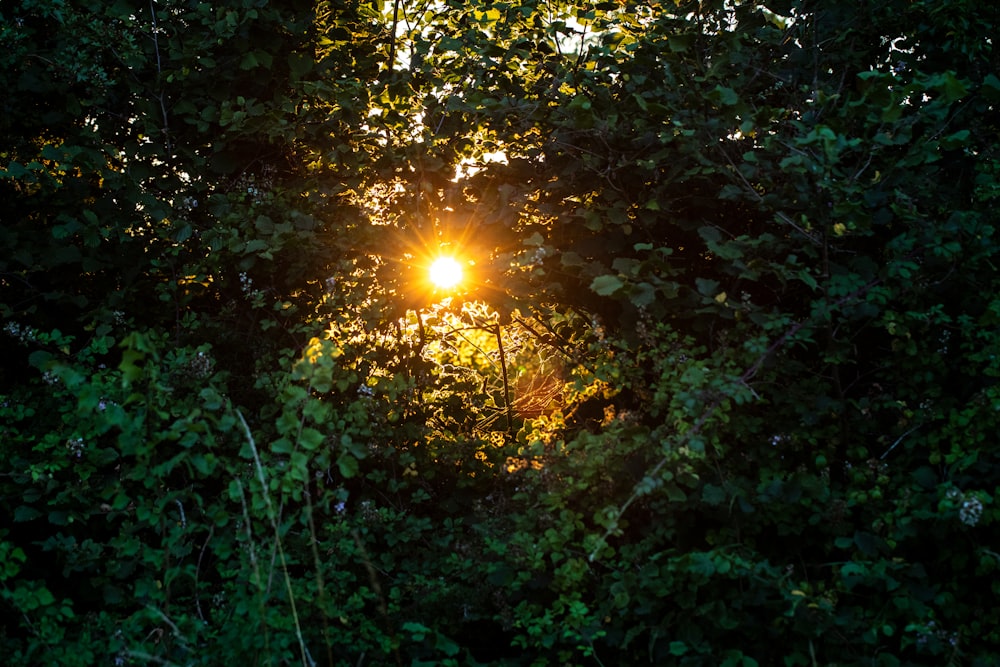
[3,161,29,179]
[434,633,460,657]
[298,427,325,451]
[337,453,359,479]
[853,531,880,556]
[272,437,294,455]
[403,621,429,641]
[665,482,687,502]
[628,282,657,308]
[14,506,42,522]
[190,454,214,476]
[698,226,722,243]
[695,277,720,297]
[255,215,275,234]
[710,85,740,106]
[940,129,970,149]
[702,484,726,505]
[199,387,224,410]
[688,552,716,576]
[668,34,693,52]
[590,274,624,296]
[930,72,968,101]
[982,73,1000,101]
[669,641,689,656]
[28,350,53,371]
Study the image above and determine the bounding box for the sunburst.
[428,256,463,289]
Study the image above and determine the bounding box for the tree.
[2,0,999,665]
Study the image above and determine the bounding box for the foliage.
[2,0,1000,665]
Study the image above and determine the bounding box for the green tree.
[2,0,999,665]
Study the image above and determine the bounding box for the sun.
[428,256,463,289]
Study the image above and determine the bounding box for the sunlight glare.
[429,257,463,289]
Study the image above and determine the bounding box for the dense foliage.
[2,0,999,665]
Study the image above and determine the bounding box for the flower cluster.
[189,350,214,380]
[913,619,958,650]
[959,496,984,527]
[66,437,85,459]
[946,486,985,527]
[4,321,37,345]
[239,272,264,302]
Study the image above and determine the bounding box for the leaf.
[695,277,720,297]
[287,53,313,79]
[668,33,694,52]
[853,531,881,556]
[298,427,325,451]
[28,350,53,371]
[175,224,193,243]
[982,73,1000,101]
[434,633,460,657]
[199,387,224,410]
[590,274,624,296]
[702,484,726,505]
[688,552,716,576]
[402,621,429,640]
[567,94,592,111]
[190,454,214,475]
[14,506,42,522]
[665,482,687,502]
[911,466,937,489]
[337,453,359,479]
[834,536,854,549]
[628,282,657,308]
[612,257,640,275]
[940,129,970,150]
[930,72,968,102]
[759,6,792,30]
[523,232,545,246]
[272,437,294,455]
[3,161,29,179]
[698,226,722,243]
[710,85,740,106]
[561,251,584,267]
[239,52,259,70]
[255,215,275,234]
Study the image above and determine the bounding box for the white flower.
[66,437,85,459]
[4,322,37,344]
[959,496,983,526]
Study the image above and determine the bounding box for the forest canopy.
[2,0,999,665]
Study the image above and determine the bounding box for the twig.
[234,477,270,656]
[173,499,186,529]
[388,0,401,72]
[148,0,171,150]
[775,211,822,247]
[304,485,335,667]
[880,423,921,460]
[125,650,181,666]
[194,525,214,623]
[494,323,514,433]
[236,410,315,667]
